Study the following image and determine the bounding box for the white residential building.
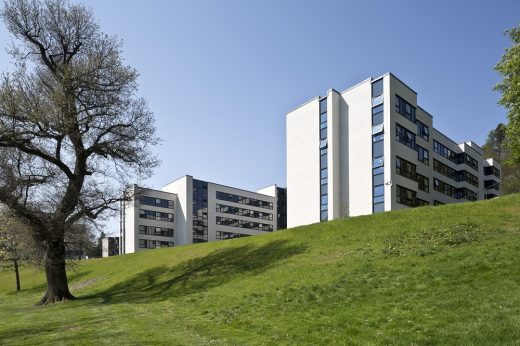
[287,73,501,228]
[120,176,287,254]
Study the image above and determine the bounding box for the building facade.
[287,73,501,228]
[120,176,286,254]
[102,237,120,258]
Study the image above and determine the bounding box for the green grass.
[1,194,520,345]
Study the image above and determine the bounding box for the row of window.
[139,195,174,209]
[433,178,477,201]
[395,124,430,165]
[216,231,250,240]
[484,166,501,178]
[372,80,385,214]
[138,225,174,238]
[320,97,328,221]
[193,179,209,243]
[216,204,273,221]
[395,156,430,192]
[395,94,416,123]
[139,209,174,222]
[216,191,273,210]
[433,140,479,171]
[484,180,500,190]
[139,239,174,249]
[216,216,274,232]
[395,94,430,141]
[396,185,430,208]
[433,159,479,187]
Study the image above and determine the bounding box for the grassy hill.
[1,194,520,345]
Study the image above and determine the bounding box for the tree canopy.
[495,25,520,165]
[0,0,159,304]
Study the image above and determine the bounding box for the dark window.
[395,95,416,122]
[396,185,416,207]
[139,209,174,222]
[434,200,445,206]
[216,191,273,209]
[416,120,429,141]
[216,204,273,221]
[138,225,174,238]
[395,156,416,181]
[216,216,273,232]
[396,123,416,150]
[417,145,429,165]
[416,198,429,207]
[139,195,174,209]
[417,173,429,193]
[484,166,501,178]
[216,231,250,240]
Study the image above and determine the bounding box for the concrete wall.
[286,98,320,228]
[163,176,192,245]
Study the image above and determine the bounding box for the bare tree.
[0,0,159,304]
[0,210,42,291]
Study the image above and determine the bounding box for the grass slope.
[1,194,520,345]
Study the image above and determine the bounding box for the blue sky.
[0,0,518,235]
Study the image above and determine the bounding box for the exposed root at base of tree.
[36,292,76,306]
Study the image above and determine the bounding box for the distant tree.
[495,25,520,164]
[0,211,42,291]
[0,0,159,304]
[482,123,520,195]
[482,123,507,162]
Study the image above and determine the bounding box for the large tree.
[0,0,159,304]
[495,25,520,164]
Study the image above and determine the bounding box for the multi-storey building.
[120,176,286,253]
[287,73,501,228]
[101,237,120,257]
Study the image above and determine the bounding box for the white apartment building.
[120,176,287,254]
[287,73,501,228]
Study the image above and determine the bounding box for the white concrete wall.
[341,79,373,217]
[328,90,341,220]
[163,176,192,245]
[286,98,321,228]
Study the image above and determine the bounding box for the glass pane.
[372,79,384,97]
[373,173,384,186]
[373,195,384,203]
[320,112,327,123]
[372,104,384,114]
[373,184,384,197]
[373,202,384,213]
[372,123,384,135]
[373,140,384,158]
[373,156,384,168]
[321,168,328,179]
[321,194,328,205]
[321,154,328,168]
[320,98,327,114]
[321,210,328,220]
[373,133,384,143]
[320,128,327,140]
[372,94,384,107]
[320,139,328,148]
[320,184,328,195]
[372,111,384,125]
[373,166,384,175]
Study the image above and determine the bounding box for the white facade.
[121,177,285,253]
[287,73,501,228]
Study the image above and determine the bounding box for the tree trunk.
[37,238,75,305]
[13,258,21,291]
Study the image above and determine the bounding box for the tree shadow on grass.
[87,239,306,305]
